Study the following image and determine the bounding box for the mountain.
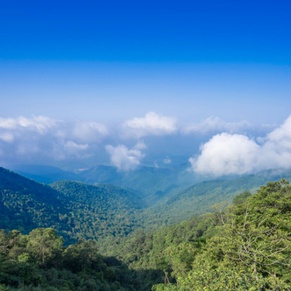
[141,170,291,227]
[78,164,198,205]
[50,180,144,240]
[11,163,200,206]
[0,167,144,242]
[2,165,291,243]
[11,164,81,184]
[101,180,291,290]
[1,179,290,290]
[0,167,68,235]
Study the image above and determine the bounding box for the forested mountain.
[2,165,291,242]
[1,180,291,290]
[0,228,150,290]
[50,181,144,240]
[12,164,81,184]
[100,180,291,290]
[135,170,291,229]
[12,164,199,206]
[78,164,196,205]
[0,167,144,243]
[0,167,68,235]
[12,163,291,210]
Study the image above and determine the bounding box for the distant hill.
[141,170,291,227]
[12,164,81,184]
[2,165,291,243]
[78,164,198,205]
[11,164,199,205]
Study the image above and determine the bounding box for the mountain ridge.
[0,167,143,242]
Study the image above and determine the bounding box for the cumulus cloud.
[122,112,177,138]
[73,121,108,142]
[64,141,88,151]
[3,113,291,175]
[0,115,108,165]
[0,116,58,133]
[105,142,146,171]
[258,116,291,169]
[184,116,251,134]
[190,116,291,176]
[190,133,260,176]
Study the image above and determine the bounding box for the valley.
[1,165,291,290]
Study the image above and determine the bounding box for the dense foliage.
[0,166,263,243]
[1,180,290,290]
[1,166,291,290]
[102,180,291,290]
[77,165,195,206]
[51,181,143,241]
[0,168,143,243]
[0,167,68,234]
[0,228,154,290]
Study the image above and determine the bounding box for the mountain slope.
[141,170,291,227]
[2,165,291,244]
[102,180,291,290]
[79,164,197,205]
[50,181,144,240]
[12,164,81,184]
[0,167,144,242]
[0,167,68,234]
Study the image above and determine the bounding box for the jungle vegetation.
[1,167,291,290]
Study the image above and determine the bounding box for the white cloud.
[0,132,14,143]
[133,141,147,150]
[73,121,108,142]
[266,115,291,146]
[64,141,88,151]
[258,115,291,169]
[105,143,146,171]
[184,116,251,134]
[0,115,107,164]
[62,141,89,158]
[3,114,291,174]
[122,112,177,138]
[190,116,291,176]
[0,118,18,129]
[190,133,260,176]
[0,116,58,133]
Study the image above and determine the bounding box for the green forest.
[1,167,291,290]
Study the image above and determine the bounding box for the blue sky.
[1,0,290,63]
[1,0,291,122]
[1,0,291,173]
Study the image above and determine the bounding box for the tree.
[174,180,291,290]
[26,228,64,267]
[63,239,104,273]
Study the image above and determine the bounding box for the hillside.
[0,167,144,242]
[139,170,291,228]
[0,228,147,290]
[78,164,197,205]
[12,164,81,184]
[12,163,199,206]
[1,180,290,290]
[50,181,144,240]
[100,180,291,290]
[0,167,68,235]
[2,165,291,244]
